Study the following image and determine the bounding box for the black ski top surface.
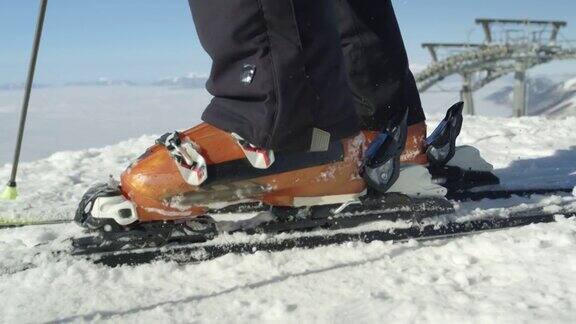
[81,202,575,268]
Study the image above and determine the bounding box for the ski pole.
[2,0,48,200]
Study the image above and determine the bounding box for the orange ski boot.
[118,123,370,223]
[74,110,449,230]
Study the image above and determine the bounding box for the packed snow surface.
[1,86,576,323]
[2,215,576,323]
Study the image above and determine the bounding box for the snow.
[1,214,576,323]
[563,77,576,91]
[1,85,576,322]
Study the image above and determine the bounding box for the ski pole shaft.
[4,0,48,198]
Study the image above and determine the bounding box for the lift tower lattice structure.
[415,18,576,116]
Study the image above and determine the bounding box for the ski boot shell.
[401,121,428,165]
[120,123,369,222]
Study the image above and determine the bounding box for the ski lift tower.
[476,18,568,117]
[421,43,483,114]
[416,19,575,117]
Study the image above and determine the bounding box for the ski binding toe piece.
[75,183,138,230]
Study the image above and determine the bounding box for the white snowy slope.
[1,202,576,323]
[542,77,576,118]
[1,85,576,323]
[452,115,576,190]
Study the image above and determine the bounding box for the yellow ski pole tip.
[1,185,18,200]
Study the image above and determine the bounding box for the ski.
[1,198,574,274]
[71,194,456,255]
[81,202,576,267]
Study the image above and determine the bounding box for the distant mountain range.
[485,76,576,117]
[0,83,50,90]
[151,75,207,88]
[65,78,138,87]
[0,75,208,90]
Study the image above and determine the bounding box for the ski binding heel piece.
[232,133,275,169]
[426,102,464,167]
[157,131,208,186]
[361,109,408,193]
[388,164,447,197]
[446,145,494,172]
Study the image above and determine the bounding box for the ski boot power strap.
[156,131,208,186]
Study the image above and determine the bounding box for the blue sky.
[1,0,575,84]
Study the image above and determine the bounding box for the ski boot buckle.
[231,133,275,169]
[361,110,408,193]
[425,102,464,167]
[157,131,208,186]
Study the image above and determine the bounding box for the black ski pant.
[188,0,424,151]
